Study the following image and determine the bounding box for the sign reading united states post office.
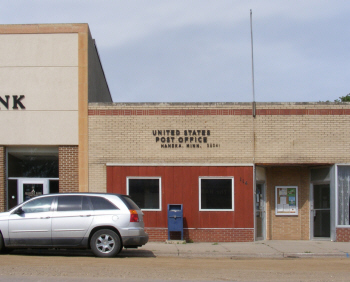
[152,129,220,149]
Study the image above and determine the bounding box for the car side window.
[89,196,118,210]
[22,197,53,213]
[57,196,91,211]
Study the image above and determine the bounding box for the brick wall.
[254,113,350,164]
[88,103,254,193]
[0,146,5,212]
[59,146,79,193]
[146,228,254,242]
[266,167,310,240]
[88,102,350,193]
[336,228,350,242]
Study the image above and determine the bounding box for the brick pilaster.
[0,146,5,212]
[59,146,79,193]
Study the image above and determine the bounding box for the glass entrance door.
[17,179,49,205]
[312,184,330,238]
[255,183,265,240]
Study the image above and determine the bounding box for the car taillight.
[130,209,139,222]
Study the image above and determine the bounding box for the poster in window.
[275,186,298,215]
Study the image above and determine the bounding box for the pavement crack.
[261,242,283,254]
[174,244,180,256]
[219,243,231,252]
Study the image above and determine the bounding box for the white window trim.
[127,177,162,211]
[335,164,350,228]
[199,176,234,211]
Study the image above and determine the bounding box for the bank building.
[1,24,350,242]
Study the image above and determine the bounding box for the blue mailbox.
[167,204,183,240]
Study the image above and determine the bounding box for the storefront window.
[8,147,58,178]
[337,166,350,226]
[127,178,161,210]
[199,177,234,211]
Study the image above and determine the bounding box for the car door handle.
[80,215,92,217]
[40,216,50,219]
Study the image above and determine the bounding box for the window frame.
[126,177,162,211]
[199,176,234,211]
[335,164,350,227]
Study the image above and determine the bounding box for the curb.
[150,251,350,259]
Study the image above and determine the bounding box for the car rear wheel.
[90,229,121,257]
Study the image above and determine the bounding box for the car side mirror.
[14,207,24,215]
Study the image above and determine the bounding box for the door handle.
[80,215,92,217]
[40,216,50,219]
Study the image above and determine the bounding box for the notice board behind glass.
[275,186,298,216]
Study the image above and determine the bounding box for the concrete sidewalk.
[123,240,350,258]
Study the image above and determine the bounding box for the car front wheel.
[0,232,11,254]
[90,229,121,257]
[0,232,4,252]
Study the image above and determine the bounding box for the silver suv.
[0,193,148,257]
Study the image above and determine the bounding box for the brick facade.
[336,228,350,242]
[88,102,350,193]
[146,228,254,242]
[265,167,310,240]
[254,113,350,165]
[59,146,79,193]
[0,146,5,212]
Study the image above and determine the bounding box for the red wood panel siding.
[107,166,254,229]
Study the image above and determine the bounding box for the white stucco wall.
[0,33,79,145]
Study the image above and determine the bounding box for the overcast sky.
[1,1,349,103]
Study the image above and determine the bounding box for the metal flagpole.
[250,9,256,118]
